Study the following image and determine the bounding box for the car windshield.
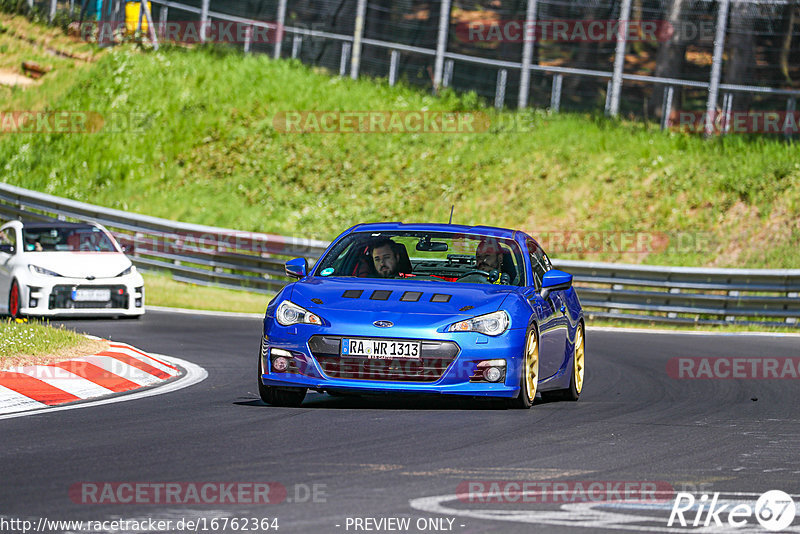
[315,231,525,286]
[21,226,117,252]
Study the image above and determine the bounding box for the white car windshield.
[21,225,117,252]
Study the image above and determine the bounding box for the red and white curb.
[0,341,182,415]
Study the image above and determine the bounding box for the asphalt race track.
[1,309,799,533]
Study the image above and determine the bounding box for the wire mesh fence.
[16,0,800,134]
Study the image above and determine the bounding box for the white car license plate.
[72,289,111,302]
[341,338,421,360]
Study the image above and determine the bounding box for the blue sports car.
[258,223,585,408]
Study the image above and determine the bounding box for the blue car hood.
[290,277,513,317]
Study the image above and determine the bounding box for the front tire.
[509,326,539,409]
[257,356,307,407]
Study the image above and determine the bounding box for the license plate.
[72,289,111,302]
[341,338,421,360]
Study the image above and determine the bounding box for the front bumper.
[259,325,528,398]
[19,275,145,317]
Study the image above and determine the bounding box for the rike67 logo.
[668,490,796,531]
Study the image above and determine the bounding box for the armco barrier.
[1,183,798,327]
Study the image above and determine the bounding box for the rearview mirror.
[0,244,14,254]
[285,257,308,279]
[416,237,448,252]
[540,269,572,299]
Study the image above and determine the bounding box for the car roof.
[348,222,519,239]
[20,221,100,231]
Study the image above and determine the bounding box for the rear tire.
[8,280,21,319]
[257,355,307,407]
[508,326,539,409]
[542,321,585,402]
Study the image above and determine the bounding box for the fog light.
[484,366,503,382]
[476,359,507,383]
[272,356,289,372]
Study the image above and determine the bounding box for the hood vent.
[342,290,363,299]
[430,294,452,303]
[400,291,422,302]
[370,290,392,301]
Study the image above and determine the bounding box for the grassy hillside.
[0,40,798,268]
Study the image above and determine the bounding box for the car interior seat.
[500,248,518,285]
[393,242,413,275]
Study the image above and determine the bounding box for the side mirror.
[285,257,308,279]
[540,269,572,300]
[0,244,14,254]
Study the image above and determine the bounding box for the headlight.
[28,264,62,277]
[117,266,134,277]
[275,300,322,326]
[448,311,509,336]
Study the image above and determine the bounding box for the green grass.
[0,318,96,364]
[0,39,798,269]
[142,271,271,314]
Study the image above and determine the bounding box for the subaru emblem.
[373,320,394,328]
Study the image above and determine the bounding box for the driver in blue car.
[369,238,401,278]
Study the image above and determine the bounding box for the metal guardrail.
[1,183,798,327]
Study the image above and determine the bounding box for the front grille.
[48,285,128,310]
[308,335,459,382]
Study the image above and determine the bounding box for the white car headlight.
[448,311,509,336]
[117,266,134,277]
[29,264,62,277]
[275,300,322,326]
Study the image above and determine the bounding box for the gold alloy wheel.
[525,329,540,401]
[574,324,585,394]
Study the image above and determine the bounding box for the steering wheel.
[457,270,493,283]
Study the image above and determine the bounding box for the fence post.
[705,0,730,138]
[350,0,367,79]
[518,0,538,109]
[140,0,159,49]
[432,0,452,91]
[200,0,210,42]
[49,0,56,22]
[340,42,352,76]
[721,92,733,134]
[550,74,563,112]
[244,25,252,53]
[159,5,168,26]
[389,50,399,86]
[273,0,287,59]
[292,35,302,58]
[784,97,796,140]
[442,59,454,88]
[495,69,508,109]
[660,85,674,131]
[608,0,632,116]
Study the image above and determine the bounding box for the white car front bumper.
[18,273,145,317]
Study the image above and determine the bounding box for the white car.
[0,220,145,318]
